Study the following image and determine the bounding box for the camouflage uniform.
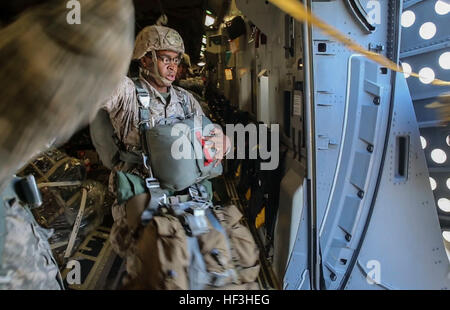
[0,191,63,290]
[100,24,207,281]
[102,75,205,279]
[0,0,134,289]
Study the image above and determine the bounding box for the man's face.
[152,50,179,85]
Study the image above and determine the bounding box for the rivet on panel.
[373,96,380,105]
[357,190,364,199]
[330,273,337,281]
[345,234,352,242]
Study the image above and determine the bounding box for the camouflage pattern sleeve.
[0,199,63,290]
[0,0,134,189]
[186,91,205,117]
[101,76,140,146]
[102,76,137,114]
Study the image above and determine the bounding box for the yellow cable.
[246,188,252,201]
[255,206,266,229]
[268,0,450,86]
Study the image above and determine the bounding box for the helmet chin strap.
[140,51,173,88]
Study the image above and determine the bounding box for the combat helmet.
[133,25,185,86]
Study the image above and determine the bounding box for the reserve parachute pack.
[133,78,222,192]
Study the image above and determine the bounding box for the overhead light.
[200,51,205,57]
[202,37,207,45]
[205,15,215,27]
[206,10,213,15]
[198,62,206,67]
[201,45,206,52]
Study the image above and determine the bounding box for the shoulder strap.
[130,79,165,214]
[131,78,152,159]
[180,92,190,118]
[186,236,209,290]
[132,78,152,140]
[133,78,150,108]
[132,78,151,126]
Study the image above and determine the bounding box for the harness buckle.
[182,213,209,236]
[189,183,209,202]
[145,177,160,189]
[137,92,150,108]
[142,153,156,180]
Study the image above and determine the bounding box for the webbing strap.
[208,269,238,287]
[132,79,157,191]
[180,93,191,119]
[186,236,209,290]
[186,233,237,289]
[206,210,232,256]
[134,78,150,108]
[140,186,167,226]
[206,209,240,285]
[139,108,151,127]
[132,78,151,160]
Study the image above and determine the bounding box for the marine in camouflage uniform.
[101,25,230,282]
[102,25,204,279]
[0,0,134,289]
[103,76,205,277]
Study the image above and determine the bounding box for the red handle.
[196,131,214,166]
